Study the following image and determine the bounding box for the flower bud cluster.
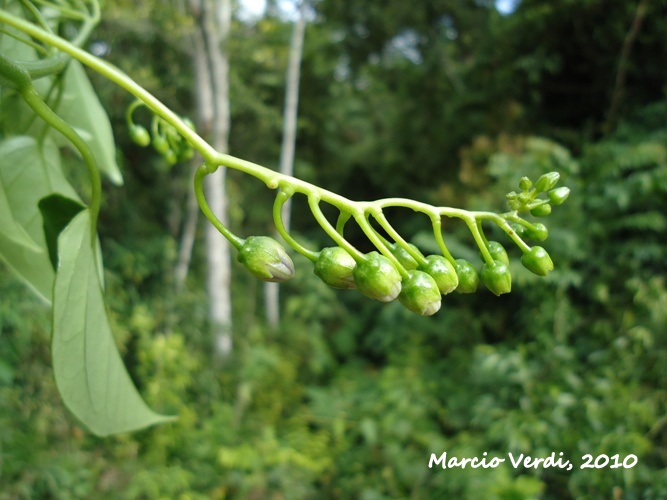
[217,173,569,316]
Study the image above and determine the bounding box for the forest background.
[1,0,667,498]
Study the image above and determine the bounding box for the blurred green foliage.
[2,0,667,497]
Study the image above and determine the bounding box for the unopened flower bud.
[530,203,552,217]
[314,247,356,289]
[535,172,560,193]
[548,186,570,205]
[480,260,512,296]
[421,255,458,295]
[455,259,479,294]
[353,251,402,302]
[525,222,549,241]
[481,241,509,266]
[519,176,532,191]
[129,125,150,147]
[521,246,554,276]
[237,236,294,282]
[399,271,442,316]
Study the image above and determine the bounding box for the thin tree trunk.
[265,1,307,326]
[189,0,233,359]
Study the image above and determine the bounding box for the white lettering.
[508,452,524,468]
[429,452,447,469]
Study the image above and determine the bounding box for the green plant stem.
[308,195,364,262]
[353,212,409,278]
[0,27,49,54]
[431,217,456,264]
[194,164,244,250]
[21,85,101,238]
[370,210,427,267]
[31,0,88,20]
[19,0,53,33]
[498,220,531,253]
[273,189,318,261]
[335,211,351,236]
[465,217,494,265]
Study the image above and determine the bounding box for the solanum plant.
[0,1,569,436]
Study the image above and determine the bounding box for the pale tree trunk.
[264,1,308,326]
[188,0,233,358]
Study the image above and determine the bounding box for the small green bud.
[164,149,178,165]
[548,186,570,205]
[153,136,170,155]
[314,247,356,289]
[353,251,402,302]
[129,125,151,147]
[237,236,295,282]
[398,271,442,316]
[535,172,560,192]
[518,192,531,205]
[530,203,552,217]
[521,246,554,276]
[389,243,420,270]
[481,241,509,266]
[480,260,512,296]
[525,222,548,242]
[420,255,458,295]
[454,259,479,294]
[519,176,532,191]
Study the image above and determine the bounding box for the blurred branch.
[605,0,649,135]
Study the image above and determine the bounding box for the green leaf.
[38,194,86,270]
[55,61,123,185]
[53,210,174,436]
[0,136,81,302]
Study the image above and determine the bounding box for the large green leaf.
[55,61,124,185]
[52,210,174,436]
[0,136,81,302]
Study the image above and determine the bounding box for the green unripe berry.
[521,246,554,276]
[129,125,150,147]
[535,172,560,192]
[481,241,509,265]
[237,236,295,282]
[398,271,442,316]
[389,243,420,270]
[353,251,402,302]
[454,259,479,294]
[314,247,356,289]
[519,176,532,191]
[480,260,512,296]
[530,203,552,217]
[525,222,548,242]
[420,255,458,295]
[153,136,170,155]
[548,186,570,205]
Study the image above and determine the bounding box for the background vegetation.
[2,0,667,497]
